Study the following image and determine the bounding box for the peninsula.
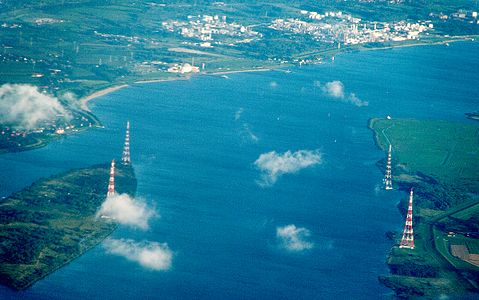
[370,117,479,298]
[0,162,136,290]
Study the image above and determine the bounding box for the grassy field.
[0,162,136,290]
[434,228,479,270]
[370,117,479,298]
[451,202,479,220]
[371,118,479,186]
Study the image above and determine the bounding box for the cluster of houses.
[0,113,93,148]
[270,10,433,45]
[162,15,261,47]
[430,10,479,25]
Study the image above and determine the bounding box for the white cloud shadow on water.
[254,149,322,187]
[97,193,156,230]
[276,224,314,252]
[104,238,173,271]
[0,84,71,129]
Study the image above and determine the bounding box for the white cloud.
[348,93,369,107]
[104,238,172,271]
[97,193,156,230]
[242,123,259,143]
[235,108,259,143]
[60,91,79,107]
[254,149,321,186]
[322,80,345,98]
[276,224,314,252]
[0,84,71,129]
[319,80,368,107]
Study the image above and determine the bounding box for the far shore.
[208,68,273,76]
[77,36,477,113]
[79,68,275,110]
[360,35,476,52]
[134,76,191,84]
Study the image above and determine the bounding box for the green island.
[0,162,136,290]
[370,118,479,299]
[1,0,479,154]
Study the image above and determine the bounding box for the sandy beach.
[80,84,129,111]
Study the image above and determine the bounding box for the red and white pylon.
[399,189,415,249]
[121,121,131,165]
[107,159,115,197]
[384,144,393,190]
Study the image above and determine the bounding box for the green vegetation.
[371,118,479,184]
[372,118,479,208]
[370,117,479,299]
[0,162,136,290]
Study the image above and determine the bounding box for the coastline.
[79,68,273,108]
[207,67,273,76]
[12,226,117,291]
[80,68,275,109]
[79,84,129,112]
[134,75,191,84]
[0,163,136,291]
[2,36,471,158]
[134,68,274,83]
[77,36,478,115]
[369,117,479,298]
[360,35,476,52]
[1,37,476,158]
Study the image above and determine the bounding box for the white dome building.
[180,63,193,73]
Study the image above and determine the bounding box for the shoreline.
[12,226,117,291]
[1,37,477,158]
[79,68,275,109]
[207,67,273,76]
[134,75,191,84]
[79,84,129,112]
[370,118,479,298]
[360,36,476,52]
[77,36,478,114]
[0,163,137,291]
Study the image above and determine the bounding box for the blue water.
[1,42,478,299]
